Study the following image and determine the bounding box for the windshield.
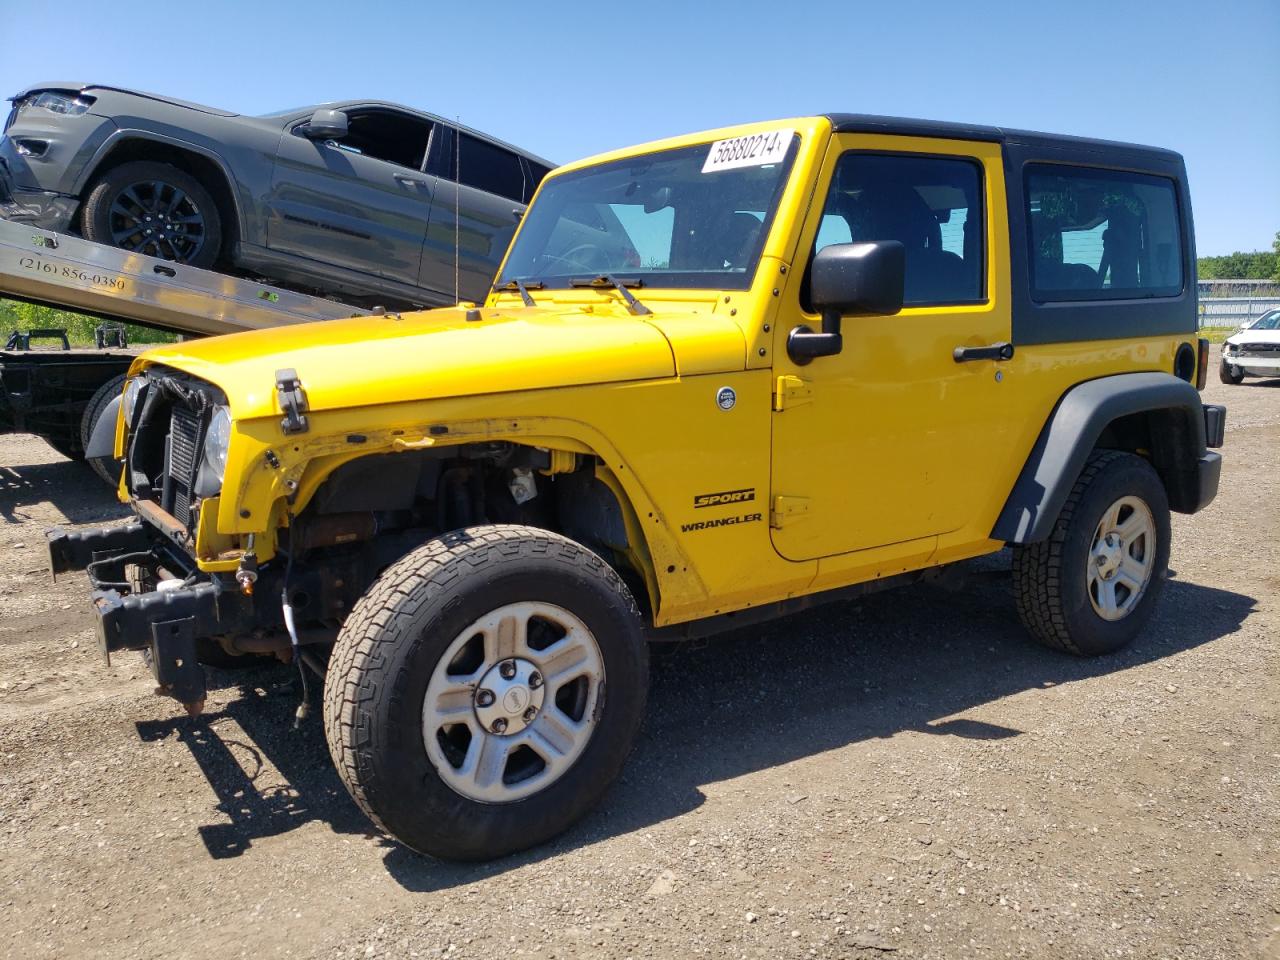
[498,132,798,290]
[1248,310,1280,330]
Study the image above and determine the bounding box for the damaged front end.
[48,364,591,718]
[46,365,302,716]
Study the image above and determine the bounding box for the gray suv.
[0,83,553,307]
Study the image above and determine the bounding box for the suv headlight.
[203,406,232,481]
[23,92,94,116]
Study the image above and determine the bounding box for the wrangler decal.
[680,512,763,533]
[692,487,756,509]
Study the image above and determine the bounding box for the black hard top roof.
[823,113,1183,163]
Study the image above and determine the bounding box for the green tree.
[1197,249,1278,280]
[0,298,175,346]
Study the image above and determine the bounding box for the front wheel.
[1219,359,1246,385]
[81,160,222,268]
[323,525,648,861]
[1012,450,1171,656]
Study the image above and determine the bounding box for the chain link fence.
[1197,280,1280,329]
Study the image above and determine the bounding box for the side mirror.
[302,108,349,140]
[787,241,905,364]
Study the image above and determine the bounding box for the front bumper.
[1223,353,1280,378]
[0,156,78,232]
[48,520,259,707]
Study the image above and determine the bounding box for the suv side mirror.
[302,108,349,141]
[787,241,905,364]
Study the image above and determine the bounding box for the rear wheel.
[323,525,648,860]
[81,161,221,268]
[1219,359,1245,385]
[1012,450,1170,656]
[80,373,126,485]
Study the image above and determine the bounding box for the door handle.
[953,341,1014,363]
[394,173,430,186]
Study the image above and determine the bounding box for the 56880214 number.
[702,129,793,173]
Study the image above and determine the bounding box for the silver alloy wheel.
[1087,495,1156,621]
[422,601,605,803]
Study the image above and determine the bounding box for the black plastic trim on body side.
[85,393,121,459]
[992,372,1213,544]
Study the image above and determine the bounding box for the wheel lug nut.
[475,689,495,707]
[499,660,516,680]
[523,707,537,722]
[491,717,508,734]
[528,671,542,689]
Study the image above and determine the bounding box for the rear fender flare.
[992,372,1207,544]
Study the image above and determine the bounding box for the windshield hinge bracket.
[773,375,812,412]
[275,368,310,435]
[770,495,810,529]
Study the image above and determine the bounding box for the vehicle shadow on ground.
[138,555,1255,888]
[0,459,130,524]
[135,671,376,858]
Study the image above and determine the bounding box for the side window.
[325,110,433,170]
[1026,165,1182,300]
[814,153,985,305]
[453,133,526,203]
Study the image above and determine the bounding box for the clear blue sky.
[2,0,1276,256]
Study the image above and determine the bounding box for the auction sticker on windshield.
[702,130,792,173]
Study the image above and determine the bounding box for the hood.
[1227,328,1280,346]
[134,303,710,420]
[10,82,238,117]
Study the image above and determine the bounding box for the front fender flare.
[992,372,1208,544]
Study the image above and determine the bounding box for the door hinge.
[275,368,310,435]
[770,495,810,528]
[773,375,812,412]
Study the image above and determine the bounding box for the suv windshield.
[498,133,798,290]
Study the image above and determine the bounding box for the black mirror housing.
[788,241,905,364]
[810,240,905,317]
[304,108,349,140]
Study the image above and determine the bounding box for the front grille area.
[125,367,223,533]
[1240,343,1280,355]
[165,406,203,527]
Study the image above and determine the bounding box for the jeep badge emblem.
[716,386,736,411]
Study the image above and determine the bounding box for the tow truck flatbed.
[0,218,374,462]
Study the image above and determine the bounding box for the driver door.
[769,134,1019,562]
[268,107,436,284]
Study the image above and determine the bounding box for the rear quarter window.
[457,133,526,203]
[1026,165,1183,302]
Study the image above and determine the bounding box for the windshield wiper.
[492,278,542,307]
[568,275,651,315]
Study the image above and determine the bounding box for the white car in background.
[1221,309,1280,384]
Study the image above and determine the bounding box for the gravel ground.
[0,349,1276,960]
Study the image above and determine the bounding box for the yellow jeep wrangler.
[50,114,1226,860]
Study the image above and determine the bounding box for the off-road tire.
[80,374,126,485]
[1012,450,1171,656]
[1219,359,1245,385]
[323,524,649,861]
[81,161,222,269]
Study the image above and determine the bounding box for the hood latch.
[275,368,310,435]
